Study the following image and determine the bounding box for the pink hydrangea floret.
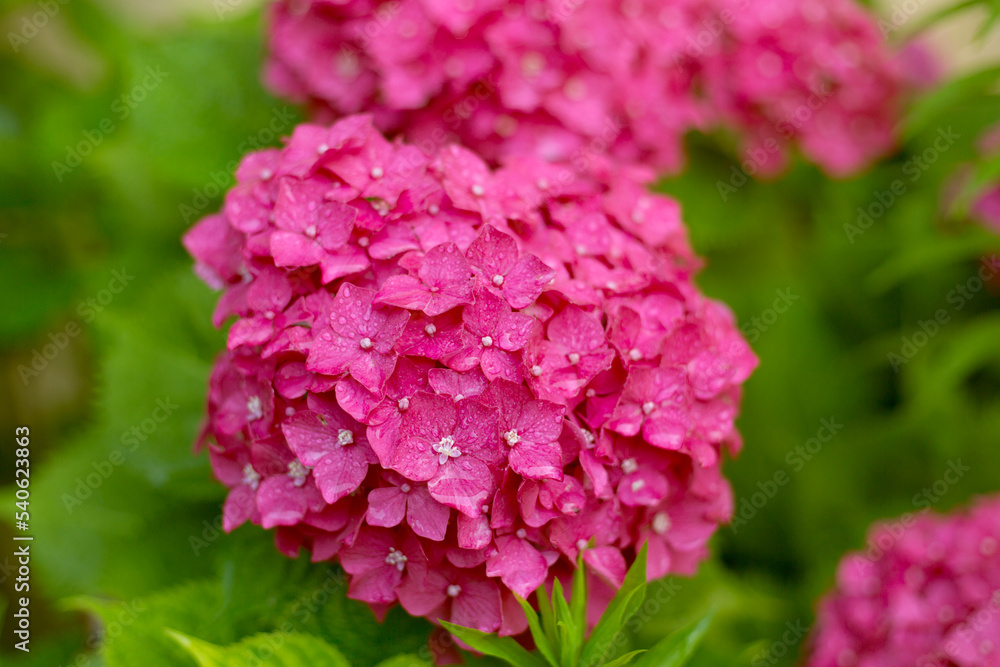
[184,114,756,637]
[805,495,1000,667]
[265,0,906,176]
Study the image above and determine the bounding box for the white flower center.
[621,458,638,474]
[481,336,493,347]
[317,143,329,154]
[642,401,656,415]
[433,435,461,464]
[631,479,646,492]
[358,236,370,247]
[653,512,672,535]
[304,225,317,238]
[516,528,527,539]
[400,483,412,493]
[338,429,354,446]
[582,430,595,448]
[567,352,581,365]
[247,396,263,421]
[429,204,440,215]
[359,337,373,350]
[287,460,310,487]
[537,178,549,190]
[530,365,543,376]
[447,584,462,597]
[471,184,485,197]
[385,548,408,572]
[370,166,384,179]
[424,323,437,335]
[481,504,490,514]
[628,348,642,361]
[242,463,260,490]
[504,430,520,446]
[259,168,273,180]
[397,397,410,411]
[576,539,588,551]
[492,274,505,286]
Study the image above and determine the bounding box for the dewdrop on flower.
[184,114,756,636]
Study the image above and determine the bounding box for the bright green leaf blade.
[514,594,559,667]
[168,630,351,667]
[631,611,715,667]
[602,650,647,667]
[537,583,557,641]
[551,579,580,667]
[578,545,649,667]
[440,621,548,667]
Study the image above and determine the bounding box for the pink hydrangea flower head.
[264,0,909,176]
[805,495,1000,667]
[187,115,757,637]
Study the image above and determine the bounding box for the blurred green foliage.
[1,1,999,665]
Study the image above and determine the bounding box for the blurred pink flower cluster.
[265,0,905,176]
[807,495,1000,667]
[184,114,756,633]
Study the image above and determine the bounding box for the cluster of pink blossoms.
[265,0,905,176]
[806,495,1000,667]
[184,114,756,634]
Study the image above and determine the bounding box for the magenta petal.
[223,485,255,532]
[451,578,502,633]
[281,411,335,467]
[256,475,310,529]
[509,439,563,481]
[336,378,380,423]
[313,447,369,504]
[348,349,398,394]
[406,486,451,541]
[347,567,401,605]
[428,456,493,518]
[583,547,626,588]
[366,486,407,527]
[485,536,548,599]
[397,568,450,617]
[374,274,430,311]
[643,408,691,450]
[390,437,439,483]
[503,254,556,309]
[456,512,492,550]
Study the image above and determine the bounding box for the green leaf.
[631,611,715,667]
[169,630,351,667]
[440,621,548,667]
[537,583,557,640]
[514,594,558,667]
[602,650,647,667]
[551,578,581,665]
[570,553,588,643]
[903,66,1000,140]
[578,545,649,667]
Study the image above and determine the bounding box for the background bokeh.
[2,0,999,664]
